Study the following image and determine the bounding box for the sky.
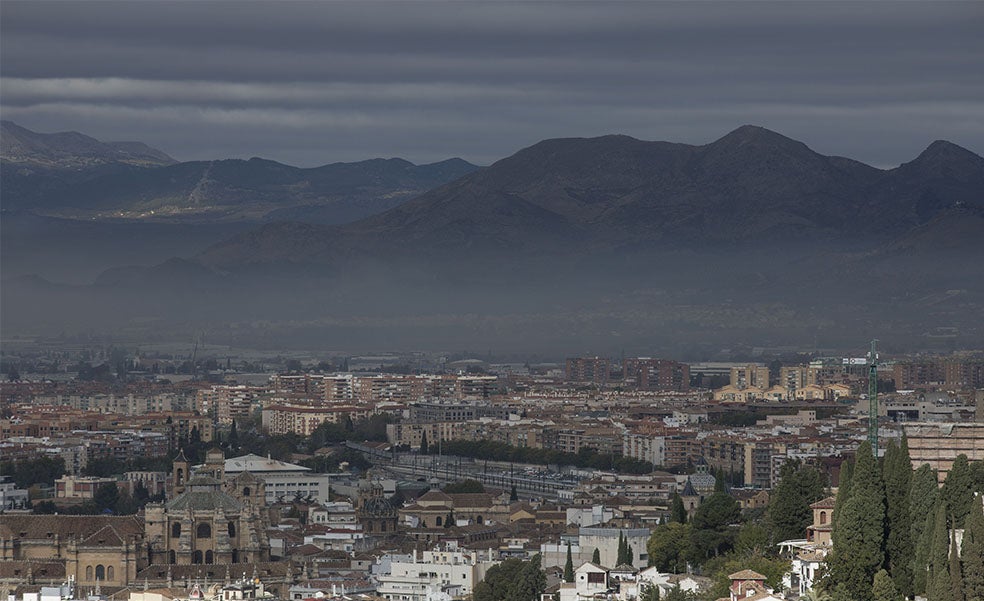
[2,1,982,168]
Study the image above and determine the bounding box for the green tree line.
[438,439,654,474]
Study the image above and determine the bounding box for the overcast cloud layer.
[2,1,982,167]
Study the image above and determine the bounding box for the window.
[172,523,181,538]
[205,551,214,564]
[168,550,176,564]
[243,487,251,497]
[95,565,105,581]
[820,511,827,525]
[587,572,605,584]
[228,522,236,537]
[107,566,114,581]
[197,523,212,538]
[86,566,93,581]
[193,550,203,564]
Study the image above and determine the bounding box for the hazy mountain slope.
[0,120,176,168]
[196,125,984,270]
[2,145,480,223]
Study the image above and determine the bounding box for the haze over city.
[2,4,984,601]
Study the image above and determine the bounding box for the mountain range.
[196,125,984,270]
[1,121,479,224]
[2,123,983,352]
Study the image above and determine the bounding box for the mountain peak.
[712,124,804,149]
[914,139,982,164]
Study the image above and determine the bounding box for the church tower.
[171,449,190,498]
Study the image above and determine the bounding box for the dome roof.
[360,496,395,517]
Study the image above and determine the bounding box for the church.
[0,448,275,592]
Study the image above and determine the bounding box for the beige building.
[904,422,984,482]
[0,514,145,588]
[730,364,770,390]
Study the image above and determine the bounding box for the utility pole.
[868,339,879,453]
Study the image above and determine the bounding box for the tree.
[475,558,524,601]
[640,583,661,601]
[688,492,740,565]
[564,543,574,583]
[829,441,885,601]
[929,505,952,601]
[93,482,120,514]
[670,493,687,524]
[949,528,964,601]
[228,419,239,450]
[592,548,601,564]
[735,522,769,555]
[914,510,937,596]
[942,455,975,528]
[419,431,429,455]
[961,496,984,600]
[832,458,854,531]
[510,484,518,501]
[647,522,690,573]
[7,365,20,381]
[882,437,913,597]
[911,463,940,595]
[767,462,826,544]
[617,531,628,565]
[508,554,546,601]
[443,479,485,493]
[872,569,901,601]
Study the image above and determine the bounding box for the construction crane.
[868,339,879,452]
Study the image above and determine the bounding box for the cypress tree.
[910,463,940,595]
[961,496,984,601]
[419,431,429,454]
[872,568,901,601]
[592,548,601,564]
[670,493,687,524]
[942,455,975,527]
[883,438,913,597]
[564,543,574,583]
[832,458,854,531]
[929,505,952,601]
[829,441,885,601]
[949,528,964,601]
[915,510,937,596]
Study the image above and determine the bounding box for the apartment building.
[624,358,690,392]
[566,357,611,386]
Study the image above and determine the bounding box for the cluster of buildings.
[2,350,984,601]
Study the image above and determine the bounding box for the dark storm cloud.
[2,1,982,166]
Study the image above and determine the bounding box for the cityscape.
[2,345,984,600]
[2,3,984,601]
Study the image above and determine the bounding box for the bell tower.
[171,449,190,498]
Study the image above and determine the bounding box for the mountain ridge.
[192,125,984,271]
[1,121,481,224]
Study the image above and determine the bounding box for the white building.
[558,563,610,601]
[0,476,30,511]
[578,527,650,569]
[224,454,332,504]
[374,544,499,601]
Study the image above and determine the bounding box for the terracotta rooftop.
[729,569,767,580]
